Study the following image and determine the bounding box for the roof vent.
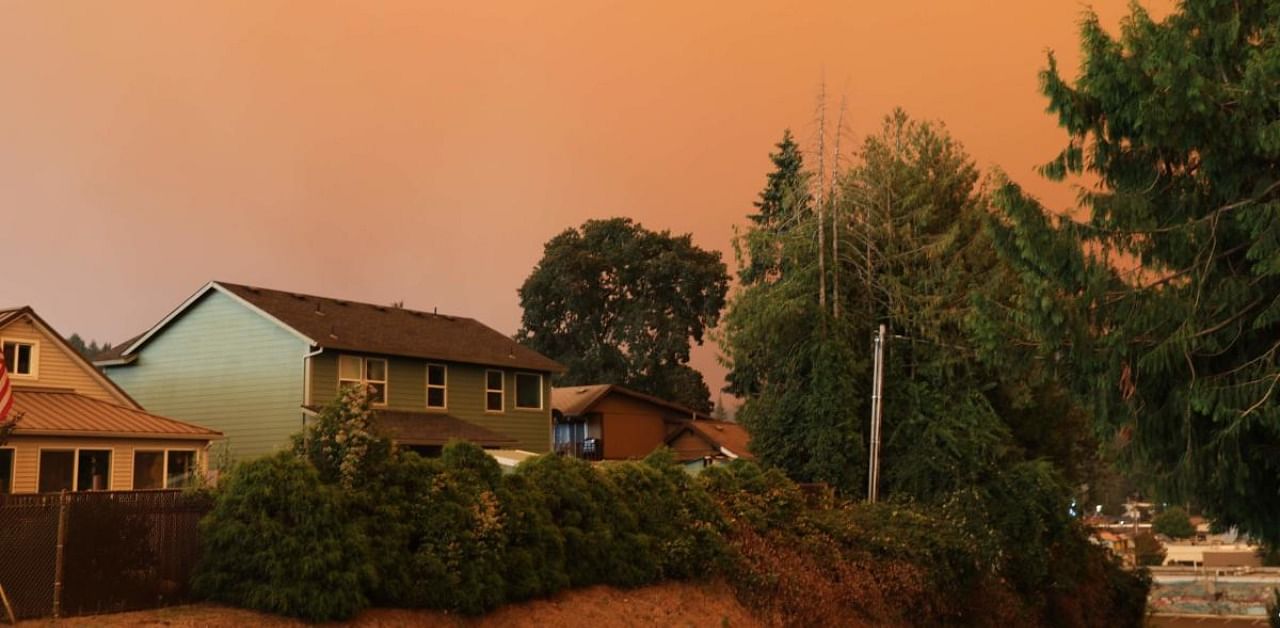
[314,303,325,316]
[291,293,307,301]
[328,324,338,340]
[335,300,349,306]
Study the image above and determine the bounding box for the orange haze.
[0,1,1171,402]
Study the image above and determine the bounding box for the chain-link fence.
[0,490,211,620]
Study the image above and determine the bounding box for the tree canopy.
[988,0,1280,542]
[516,217,728,413]
[722,114,1096,498]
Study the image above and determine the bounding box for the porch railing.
[554,438,603,461]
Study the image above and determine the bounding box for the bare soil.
[20,581,761,627]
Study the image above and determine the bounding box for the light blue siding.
[105,290,309,460]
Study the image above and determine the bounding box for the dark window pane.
[427,387,446,408]
[428,365,446,386]
[486,370,503,391]
[367,382,386,404]
[167,451,196,489]
[39,451,74,493]
[487,391,503,411]
[515,374,541,409]
[2,343,13,372]
[133,451,165,490]
[15,344,30,374]
[77,450,111,491]
[0,449,12,494]
[366,359,387,382]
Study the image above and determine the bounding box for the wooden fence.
[0,490,212,621]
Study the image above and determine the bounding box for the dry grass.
[20,581,761,628]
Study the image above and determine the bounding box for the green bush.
[1152,506,1196,540]
[192,452,370,621]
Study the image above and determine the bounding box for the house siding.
[2,437,208,494]
[309,352,552,453]
[0,317,126,404]
[104,290,309,460]
[593,395,672,460]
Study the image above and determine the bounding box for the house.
[551,384,711,460]
[96,281,563,460]
[0,307,219,494]
[665,418,753,471]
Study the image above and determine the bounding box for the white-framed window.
[338,355,388,405]
[426,364,447,409]
[133,449,198,490]
[38,448,112,493]
[485,370,504,413]
[515,372,543,410]
[2,340,37,378]
[0,448,13,494]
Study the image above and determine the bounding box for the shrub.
[1152,506,1196,540]
[1133,532,1167,567]
[192,452,369,621]
[293,386,392,489]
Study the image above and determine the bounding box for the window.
[515,373,543,410]
[39,450,74,493]
[2,341,35,377]
[76,450,111,491]
[338,355,387,405]
[133,450,196,489]
[134,451,165,490]
[0,448,12,494]
[167,451,196,488]
[426,364,447,409]
[485,370,504,412]
[40,449,111,493]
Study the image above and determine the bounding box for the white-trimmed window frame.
[1,338,39,379]
[132,448,199,490]
[0,447,13,495]
[37,447,114,493]
[514,372,544,410]
[425,363,447,410]
[485,369,505,413]
[338,354,389,406]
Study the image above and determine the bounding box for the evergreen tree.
[738,129,812,287]
[988,1,1280,542]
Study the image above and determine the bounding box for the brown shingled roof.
[667,419,753,461]
[371,409,518,448]
[551,384,710,420]
[217,282,563,372]
[9,388,221,440]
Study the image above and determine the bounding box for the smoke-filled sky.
[0,1,1170,398]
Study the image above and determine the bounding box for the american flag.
[0,351,12,422]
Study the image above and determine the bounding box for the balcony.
[555,437,603,461]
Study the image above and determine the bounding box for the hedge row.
[191,395,1149,625]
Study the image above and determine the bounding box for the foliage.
[64,333,113,359]
[738,129,812,287]
[1269,588,1280,628]
[1152,506,1196,540]
[1133,532,1167,567]
[516,217,729,413]
[192,452,370,621]
[293,385,392,489]
[724,111,1096,499]
[988,0,1280,542]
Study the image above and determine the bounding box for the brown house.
[665,419,753,469]
[551,384,712,460]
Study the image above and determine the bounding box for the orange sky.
[0,1,1171,398]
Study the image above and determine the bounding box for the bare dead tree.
[815,78,827,311]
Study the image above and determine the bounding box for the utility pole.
[867,323,886,503]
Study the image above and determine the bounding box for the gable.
[0,311,136,406]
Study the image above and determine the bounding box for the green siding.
[309,352,552,453]
[105,290,309,461]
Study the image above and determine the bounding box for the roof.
[369,408,518,448]
[108,281,563,373]
[551,384,710,420]
[7,388,221,440]
[0,306,140,408]
[667,419,753,461]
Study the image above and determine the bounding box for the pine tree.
[988,1,1280,542]
[738,130,813,287]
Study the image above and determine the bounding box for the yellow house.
[0,307,219,494]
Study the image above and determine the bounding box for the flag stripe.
[0,352,12,421]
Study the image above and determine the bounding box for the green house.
[97,281,563,460]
